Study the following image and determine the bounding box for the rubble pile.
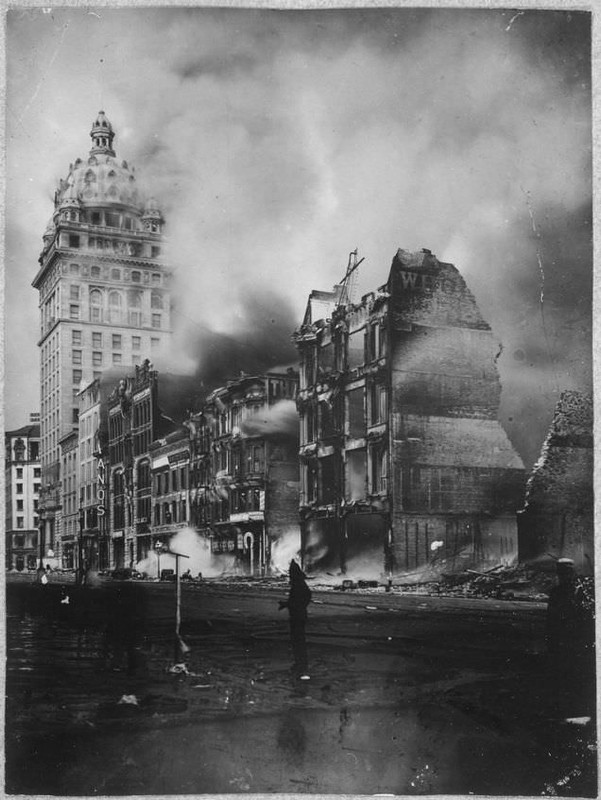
[396,564,594,604]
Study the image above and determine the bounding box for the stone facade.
[294,248,525,576]
[518,390,594,574]
[5,423,41,571]
[33,112,172,568]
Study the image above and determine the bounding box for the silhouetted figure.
[546,558,595,715]
[279,560,311,678]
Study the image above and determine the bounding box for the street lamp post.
[170,549,190,663]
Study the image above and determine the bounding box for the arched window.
[84,170,95,183]
[108,291,123,323]
[151,291,163,310]
[89,289,103,322]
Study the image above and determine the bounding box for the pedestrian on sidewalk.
[279,559,311,679]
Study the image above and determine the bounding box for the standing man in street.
[279,559,312,680]
[546,557,595,715]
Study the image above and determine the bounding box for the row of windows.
[69,303,162,328]
[302,446,387,505]
[68,262,162,283]
[14,467,41,479]
[13,483,41,495]
[67,234,161,259]
[73,349,125,367]
[73,286,165,308]
[72,330,143,350]
[301,384,388,445]
[14,498,39,511]
[153,467,189,495]
[301,321,387,388]
[152,500,188,526]
[12,517,39,531]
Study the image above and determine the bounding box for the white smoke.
[270,528,301,574]
[240,399,299,438]
[136,527,235,578]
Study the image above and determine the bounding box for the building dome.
[53,112,142,213]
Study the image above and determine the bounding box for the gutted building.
[294,248,525,577]
[188,370,299,575]
[518,390,593,574]
[107,361,201,568]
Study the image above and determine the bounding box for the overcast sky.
[5,6,592,467]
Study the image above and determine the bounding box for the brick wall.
[518,391,593,572]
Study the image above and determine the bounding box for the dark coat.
[281,560,312,620]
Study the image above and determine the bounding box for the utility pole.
[170,549,190,663]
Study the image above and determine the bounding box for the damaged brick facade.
[187,370,299,575]
[518,390,593,574]
[294,248,525,576]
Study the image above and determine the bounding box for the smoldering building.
[518,390,593,574]
[187,370,299,575]
[294,248,526,577]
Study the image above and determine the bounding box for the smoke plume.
[5,8,591,472]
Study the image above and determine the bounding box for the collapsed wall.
[518,390,593,574]
[388,249,526,574]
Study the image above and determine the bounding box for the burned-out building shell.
[188,370,299,575]
[518,390,593,574]
[294,248,526,577]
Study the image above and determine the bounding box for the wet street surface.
[5,576,597,795]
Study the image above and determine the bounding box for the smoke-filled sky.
[5,6,592,467]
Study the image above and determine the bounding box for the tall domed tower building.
[32,112,172,564]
